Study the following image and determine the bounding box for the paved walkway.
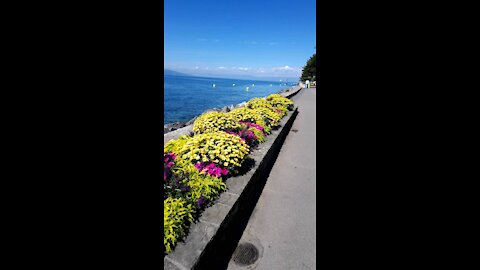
[227,88,316,270]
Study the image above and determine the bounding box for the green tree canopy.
[300,53,316,82]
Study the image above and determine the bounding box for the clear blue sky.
[164,0,316,80]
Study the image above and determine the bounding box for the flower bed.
[164,94,294,254]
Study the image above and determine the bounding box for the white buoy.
[213,84,216,88]
[233,83,235,86]
[246,87,249,92]
[252,84,254,86]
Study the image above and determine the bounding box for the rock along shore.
[163,86,297,134]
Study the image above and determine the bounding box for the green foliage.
[164,157,227,253]
[247,98,274,110]
[193,111,242,134]
[300,53,316,82]
[248,127,265,143]
[266,94,294,116]
[266,94,293,109]
[229,107,271,134]
[172,159,227,203]
[246,98,282,127]
[186,170,226,202]
[254,107,282,127]
[164,135,191,155]
[164,197,194,253]
[180,131,249,169]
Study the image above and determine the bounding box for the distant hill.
[164,69,189,76]
[185,73,299,82]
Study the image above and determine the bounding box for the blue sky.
[164,0,316,80]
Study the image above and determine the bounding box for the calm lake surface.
[164,75,295,125]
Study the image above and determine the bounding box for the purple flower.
[240,122,263,131]
[240,121,264,132]
[194,162,204,171]
[194,162,229,178]
[197,197,206,207]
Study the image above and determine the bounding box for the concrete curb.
[164,105,300,270]
[284,86,302,99]
[163,86,302,145]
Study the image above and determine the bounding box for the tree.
[300,53,316,82]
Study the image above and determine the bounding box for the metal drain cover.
[232,242,259,266]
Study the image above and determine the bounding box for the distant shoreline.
[164,74,299,84]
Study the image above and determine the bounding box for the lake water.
[164,75,295,125]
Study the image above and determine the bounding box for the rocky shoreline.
[163,87,293,134]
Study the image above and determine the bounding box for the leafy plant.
[164,197,194,253]
[164,152,191,200]
[164,135,191,155]
[193,111,242,134]
[253,107,282,127]
[229,107,270,134]
[247,98,274,111]
[186,171,226,205]
[266,94,294,113]
[173,159,227,204]
[227,128,260,147]
[180,131,249,170]
[248,126,265,144]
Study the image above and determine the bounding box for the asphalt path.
[227,87,317,270]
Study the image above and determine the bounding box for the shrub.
[163,156,227,254]
[194,162,229,178]
[229,107,270,134]
[247,126,265,144]
[247,97,274,111]
[164,153,176,181]
[164,153,193,200]
[193,111,242,134]
[241,121,266,134]
[180,131,249,171]
[173,159,227,204]
[254,107,282,127]
[164,135,191,155]
[226,129,258,147]
[164,197,194,253]
[185,171,226,207]
[266,94,294,115]
[274,106,288,116]
[246,98,283,127]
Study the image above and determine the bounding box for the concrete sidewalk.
[227,88,316,270]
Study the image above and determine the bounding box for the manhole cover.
[232,242,259,266]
